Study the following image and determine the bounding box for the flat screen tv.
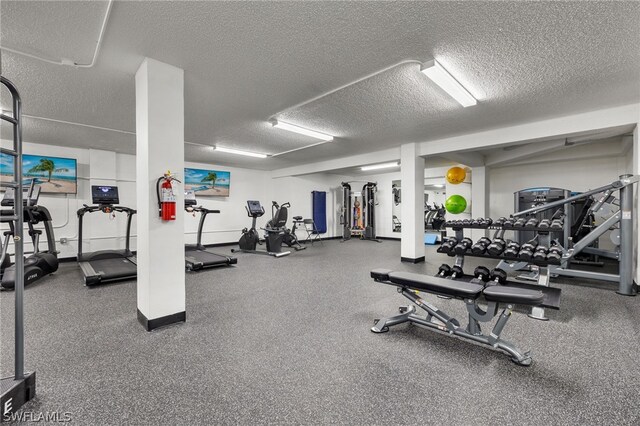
[1,153,78,194]
[184,167,230,197]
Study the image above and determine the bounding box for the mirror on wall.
[391,180,401,232]
[424,179,446,231]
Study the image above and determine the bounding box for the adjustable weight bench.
[370,269,545,366]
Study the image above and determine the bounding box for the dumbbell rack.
[439,223,563,320]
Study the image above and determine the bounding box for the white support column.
[401,143,425,263]
[633,126,639,285]
[135,58,186,331]
[471,166,489,241]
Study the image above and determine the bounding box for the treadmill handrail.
[77,204,137,258]
[194,207,220,247]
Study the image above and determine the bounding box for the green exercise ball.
[445,195,467,214]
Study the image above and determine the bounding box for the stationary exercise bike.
[232,200,290,257]
[269,201,306,251]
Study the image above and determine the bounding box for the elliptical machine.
[269,201,306,251]
[232,200,291,257]
[0,183,59,290]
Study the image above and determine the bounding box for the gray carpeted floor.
[1,240,639,425]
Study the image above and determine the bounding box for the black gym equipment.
[453,237,473,255]
[503,241,521,258]
[270,202,306,251]
[471,237,491,255]
[436,264,452,277]
[487,237,507,256]
[371,269,545,365]
[184,192,237,270]
[77,186,137,286]
[341,181,381,242]
[1,185,59,290]
[439,237,458,254]
[232,200,291,257]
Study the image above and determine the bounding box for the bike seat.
[293,216,303,221]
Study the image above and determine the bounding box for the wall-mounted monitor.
[1,153,78,194]
[184,167,230,197]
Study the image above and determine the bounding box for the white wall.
[0,140,276,258]
[270,173,354,239]
[489,156,627,219]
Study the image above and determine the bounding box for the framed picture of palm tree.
[184,167,230,197]
[0,153,77,194]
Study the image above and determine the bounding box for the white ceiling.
[1,1,639,170]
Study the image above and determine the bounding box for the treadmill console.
[1,186,41,207]
[92,185,119,205]
[247,200,264,215]
[185,190,197,207]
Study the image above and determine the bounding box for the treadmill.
[184,191,237,270]
[77,185,137,286]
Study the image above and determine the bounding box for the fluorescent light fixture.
[272,120,334,142]
[421,60,477,107]
[361,162,399,171]
[213,146,268,159]
[434,184,444,188]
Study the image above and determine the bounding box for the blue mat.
[312,191,327,233]
[424,234,438,245]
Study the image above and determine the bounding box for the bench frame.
[372,280,533,366]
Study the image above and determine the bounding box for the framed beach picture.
[184,167,230,197]
[0,153,78,194]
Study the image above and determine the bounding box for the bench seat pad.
[483,286,544,306]
[387,271,484,299]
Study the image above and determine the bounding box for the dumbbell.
[453,238,474,254]
[503,241,521,258]
[513,218,527,228]
[461,219,472,226]
[517,242,539,261]
[550,219,563,229]
[436,264,452,277]
[486,238,507,256]
[471,237,492,255]
[489,268,508,285]
[472,266,491,283]
[546,246,563,262]
[448,265,464,279]
[538,219,551,229]
[532,246,549,262]
[525,218,540,228]
[440,237,458,254]
[493,217,507,226]
[502,218,514,227]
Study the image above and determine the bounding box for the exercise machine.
[77,185,137,286]
[184,191,237,270]
[1,185,59,289]
[340,181,380,242]
[270,201,306,251]
[231,200,290,257]
[370,268,545,365]
[1,76,36,416]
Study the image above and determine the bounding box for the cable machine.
[0,76,36,416]
[340,181,380,242]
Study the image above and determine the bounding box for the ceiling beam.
[437,151,485,167]
[486,139,567,167]
[418,103,639,157]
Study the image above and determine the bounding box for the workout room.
[1,1,639,425]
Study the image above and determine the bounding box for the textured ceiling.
[1,1,639,170]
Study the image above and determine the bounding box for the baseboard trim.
[378,236,401,241]
[137,309,186,331]
[401,256,425,264]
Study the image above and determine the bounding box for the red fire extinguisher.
[156,171,181,221]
